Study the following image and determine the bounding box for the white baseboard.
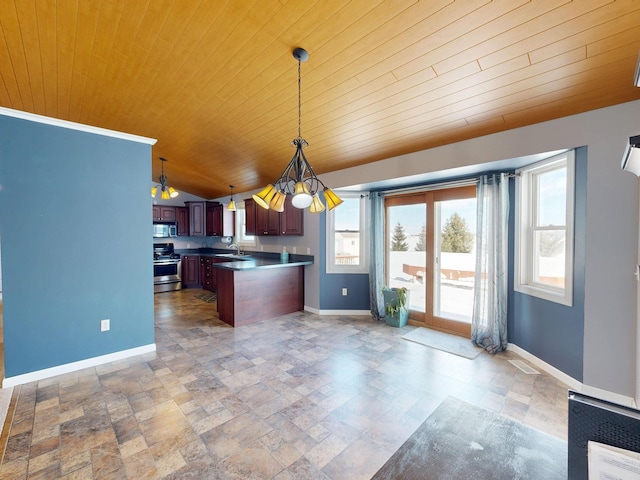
[2,344,157,388]
[507,343,636,408]
[304,306,371,316]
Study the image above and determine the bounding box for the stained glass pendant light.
[253,47,342,213]
[151,157,179,200]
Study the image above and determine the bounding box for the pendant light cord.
[297,59,302,139]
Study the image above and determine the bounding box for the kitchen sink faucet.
[228,242,241,255]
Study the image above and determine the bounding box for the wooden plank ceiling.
[1,0,640,199]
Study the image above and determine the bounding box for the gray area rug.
[402,327,482,359]
[195,292,217,303]
[372,397,567,480]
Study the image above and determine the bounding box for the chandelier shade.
[152,157,179,199]
[252,47,342,213]
[253,184,276,209]
[269,191,286,212]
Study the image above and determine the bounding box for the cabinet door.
[206,204,218,236]
[182,256,200,287]
[153,205,161,221]
[281,196,304,235]
[175,207,189,236]
[266,209,280,235]
[187,202,206,236]
[160,206,176,221]
[255,204,280,235]
[255,202,269,235]
[245,198,257,236]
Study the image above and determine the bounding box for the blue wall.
[507,147,587,381]
[318,211,371,310]
[0,115,154,378]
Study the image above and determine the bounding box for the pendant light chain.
[298,58,302,139]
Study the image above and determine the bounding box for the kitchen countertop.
[176,248,313,271]
[210,256,313,271]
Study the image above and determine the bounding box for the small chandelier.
[151,157,179,200]
[253,47,342,214]
[227,185,237,211]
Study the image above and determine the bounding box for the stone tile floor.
[0,289,569,479]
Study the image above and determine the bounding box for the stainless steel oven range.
[153,243,181,293]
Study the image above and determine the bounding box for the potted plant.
[382,287,409,327]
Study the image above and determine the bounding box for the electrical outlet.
[292,247,296,254]
[342,288,348,296]
[261,245,264,251]
[307,248,311,254]
[100,319,110,332]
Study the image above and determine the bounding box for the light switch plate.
[101,319,110,332]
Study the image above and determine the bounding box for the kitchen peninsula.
[209,254,313,327]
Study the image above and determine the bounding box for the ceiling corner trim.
[0,107,157,146]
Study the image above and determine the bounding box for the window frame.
[326,193,369,274]
[234,201,256,247]
[514,150,575,306]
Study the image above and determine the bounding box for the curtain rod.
[375,172,518,196]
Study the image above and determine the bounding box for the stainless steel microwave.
[153,222,177,238]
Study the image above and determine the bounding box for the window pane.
[386,203,427,312]
[236,208,255,244]
[537,168,566,226]
[532,229,565,288]
[334,197,360,266]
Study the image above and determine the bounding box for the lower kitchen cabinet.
[200,256,214,291]
[201,256,232,292]
[182,255,200,288]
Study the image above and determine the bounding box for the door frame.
[385,185,476,336]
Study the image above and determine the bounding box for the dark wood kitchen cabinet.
[244,197,303,236]
[200,256,232,292]
[244,198,257,236]
[186,201,234,237]
[206,203,235,237]
[186,201,206,236]
[255,201,280,236]
[153,205,176,222]
[175,207,189,236]
[181,255,200,288]
[280,196,304,235]
[200,256,213,291]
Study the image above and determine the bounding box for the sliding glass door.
[385,195,427,313]
[385,186,476,335]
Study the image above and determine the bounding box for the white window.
[235,202,256,247]
[326,194,368,273]
[515,150,575,305]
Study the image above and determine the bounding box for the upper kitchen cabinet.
[245,198,257,236]
[244,197,303,236]
[185,201,234,237]
[206,203,235,237]
[280,196,303,235]
[255,201,280,236]
[186,201,206,236]
[152,205,176,222]
[175,206,189,236]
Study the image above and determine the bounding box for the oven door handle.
[154,260,181,266]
